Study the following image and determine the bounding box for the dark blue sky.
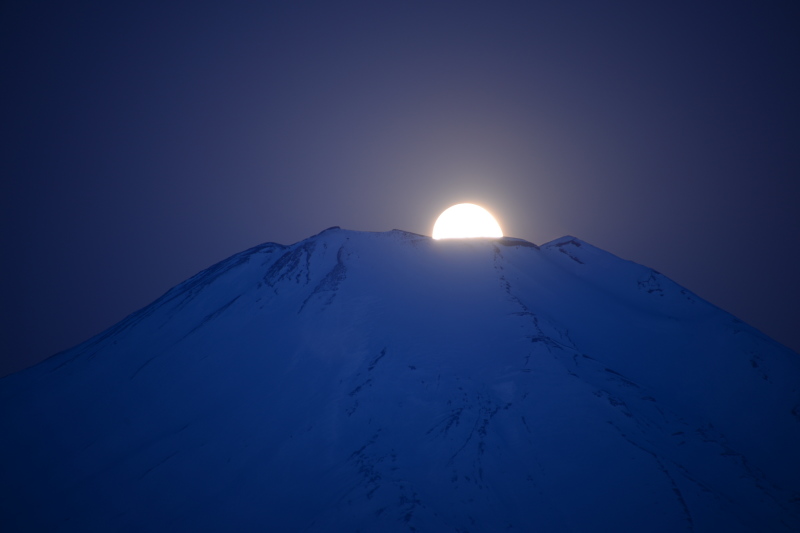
[2,1,798,376]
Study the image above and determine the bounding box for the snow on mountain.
[2,227,799,532]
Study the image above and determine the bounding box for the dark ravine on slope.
[2,228,799,532]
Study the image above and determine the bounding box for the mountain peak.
[2,228,798,531]
[544,234,585,246]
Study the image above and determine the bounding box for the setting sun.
[432,204,503,240]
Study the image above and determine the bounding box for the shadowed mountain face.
[2,228,799,532]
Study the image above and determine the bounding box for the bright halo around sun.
[432,203,503,240]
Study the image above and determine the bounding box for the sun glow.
[432,204,503,240]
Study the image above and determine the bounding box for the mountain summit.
[2,228,799,532]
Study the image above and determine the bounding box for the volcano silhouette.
[2,228,799,532]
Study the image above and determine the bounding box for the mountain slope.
[2,228,799,532]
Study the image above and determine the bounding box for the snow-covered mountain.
[2,227,799,532]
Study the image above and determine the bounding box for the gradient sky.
[2,1,798,376]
